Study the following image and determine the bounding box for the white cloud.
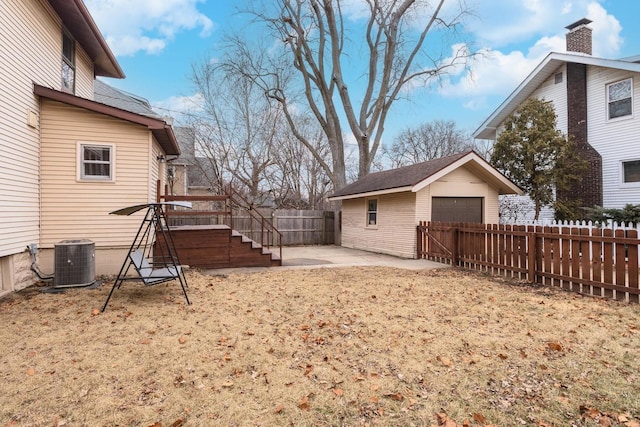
[85,0,214,56]
[152,93,206,124]
[437,0,622,104]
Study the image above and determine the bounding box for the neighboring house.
[171,127,221,197]
[0,0,178,295]
[328,151,522,258]
[474,19,640,219]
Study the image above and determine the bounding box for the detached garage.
[328,151,522,258]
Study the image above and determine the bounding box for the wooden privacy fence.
[417,221,640,303]
[273,210,335,245]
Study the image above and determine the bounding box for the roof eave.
[48,0,125,79]
[411,152,523,195]
[327,186,413,201]
[34,84,179,155]
[473,52,640,140]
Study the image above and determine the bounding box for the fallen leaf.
[179,337,187,344]
[384,392,404,401]
[26,367,35,376]
[298,395,310,410]
[332,388,343,396]
[274,404,284,414]
[547,341,563,351]
[436,355,453,367]
[171,419,184,427]
[498,353,508,360]
[91,308,100,316]
[472,412,486,423]
[140,338,151,345]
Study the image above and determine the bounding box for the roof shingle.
[331,151,471,198]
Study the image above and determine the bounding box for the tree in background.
[491,97,585,220]
[383,120,473,168]
[184,54,333,209]
[226,0,474,191]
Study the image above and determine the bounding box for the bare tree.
[226,0,474,190]
[383,119,472,168]
[187,57,281,204]
[268,116,333,209]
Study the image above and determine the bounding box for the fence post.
[527,227,536,283]
[417,223,423,259]
[451,226,458,266]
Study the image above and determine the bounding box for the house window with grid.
[607,78,632,120]
[78,143,114,181]
[62,30,75,93]
[366,199,378,226]
[622,159,640,184]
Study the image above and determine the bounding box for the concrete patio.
[207,245,449,274]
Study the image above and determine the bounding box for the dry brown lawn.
[1,266,639,427]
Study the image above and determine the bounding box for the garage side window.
[367,199,378,226]
[77,142,115,181]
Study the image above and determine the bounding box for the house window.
[78,143,115,181]
[366,199,378,226]
[607,78,632,120]
[62,30,75,93]
[622,160,640,183]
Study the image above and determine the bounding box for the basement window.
[78,143,115,181]
[607,78,632,120]
[622,159,640,184]
[366,199,378,226]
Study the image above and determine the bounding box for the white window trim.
[77,142,116,182]
[620,158,640,188]
[606,77,633,122]
[366,198,378,228]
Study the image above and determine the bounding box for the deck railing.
[157,182,282,261]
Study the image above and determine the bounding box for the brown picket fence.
[417,221,640,303]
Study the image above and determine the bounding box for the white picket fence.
[504,219,640,233]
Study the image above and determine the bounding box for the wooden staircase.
[157,183,282,269]
[162,225,280,269]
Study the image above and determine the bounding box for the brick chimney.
[565,18,592,55]
[559,18,602,219]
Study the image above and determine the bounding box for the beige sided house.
[0,0,178,296]
[328,151,522,258]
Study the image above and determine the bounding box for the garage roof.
[328,151,522,201]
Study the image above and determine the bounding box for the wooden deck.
[159,225,281,269]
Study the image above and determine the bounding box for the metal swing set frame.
[101,202,192,312]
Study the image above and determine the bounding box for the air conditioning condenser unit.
[54,239,95,287]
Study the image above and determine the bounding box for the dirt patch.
[1,267,639,426]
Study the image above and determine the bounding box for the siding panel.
[40,100,155,248]
[0,0,96,257]
[586,66,640,208]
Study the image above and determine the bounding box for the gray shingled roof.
[94,79,160,118]
[331,151,471,198]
